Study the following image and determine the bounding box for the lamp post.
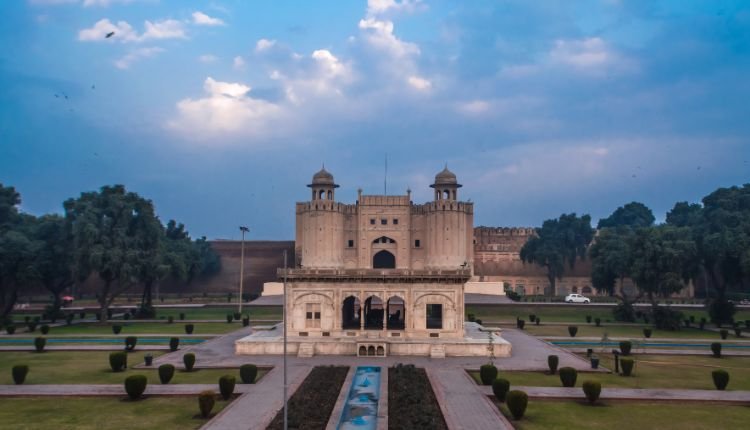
[283,249,288,430]
[238,226,249,314]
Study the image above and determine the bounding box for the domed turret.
[430,165,461,200]
[307,166,339,200]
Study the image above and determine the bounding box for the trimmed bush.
[517,319,525,330]
[65,314,74,325]
[124,374,147,400]
[535,317,541,325]
[712,369,729,390]
[475,319,483,325]
[5,325,15,335]
[198,390,216,418]
[185,324,194,335]
[720,329,728,339]
[619,341,632,356]
[167,316,174,324]
[547,355,559,374]
[734,328,742,338]
[620,358,634,376]
[40,325,50,335]
[179,312,185,321]
[479,364,498,385]
[12,365,29,385]
[79,312,86,319]
[34,337,46,353]
[184,353,196,371]
[233,312,241,321]
[467,313,475,322]
[27,322,37,332]
[582,380,601,404]
[242,316,250,327]
[700,318,706,330]
[529,314,536,323]
[219,375,236,400]
[506,390,528,420]
[240,364,258,384]
[643,328,652,338]
[169,337,180,352]
[112,325,122,335]
[594,318,601,327]
[124,313,131,320]
[568,326,578,337]
[586,315,592,323]
[124,336,137,351]
[226,314,234,323]
[492,378,510,402]
[109,352,127,372]
[711,342,722,358]
[559,367,577,387]
[158,364,175,384]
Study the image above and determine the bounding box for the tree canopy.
[597,201,655,229]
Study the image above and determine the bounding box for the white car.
[565,294,590,304]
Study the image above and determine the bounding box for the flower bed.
[388,364,447,430]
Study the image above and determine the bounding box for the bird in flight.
[106,31,115,38]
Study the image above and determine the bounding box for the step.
[297,343,314,358]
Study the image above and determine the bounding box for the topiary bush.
[179,312,185,321]
[12,365,29,385]
[467,313,475,322]
[643,328,652,338]
[34,337,46,353]
[475,319,483,325]
[233,312,241,321]
[594,318,601,327]
[586,315,592,323]
[711,342,722,358]
[198,390,216,418]
[506,390,528,420]
[547,355,559,374]
[535,317,541,325]
[219,375,236,400]
[65,314,74,325]
[158,364,175,384]
[620,358,634,376]
[185,324,194,335]
[79,311,86,319]
[124,336,137,351]
[124,313,131,320]
[5,325,15,335]
[112,325,122,335]
[124,375,148,400]
[40,325,50,335]
[699,318,706,330]
[226,314,233,323]
[492,378,510,402]
[169,337,179,352]
[109,352,127,372]
[167,316,174,324]
[184,353,196,372]
[529,314,536,323]
[27,322,37,332]
[712,369,729,390]
[479,364,498,385]
[734,328,742,338]
[720,329,728,339]
[568,326,578,337]
[619,341,632,356]
[240,364,258,384]
[559,367,577,387]
[582,380,601,404]
[242,316,250,327]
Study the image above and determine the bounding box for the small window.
[426,304,443,329]
[306,303,321,328]
[381,219,387,225]
[414,239,421,248]
[393,219,399,225]
[348,240,354,248]
[370,218,375,225]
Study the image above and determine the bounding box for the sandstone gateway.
[236,167,511,358]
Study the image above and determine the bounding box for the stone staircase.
[297,343,314,358]
[430,344,446,359]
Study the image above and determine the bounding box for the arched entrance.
[342,296,361,329]
[363,296,384,329]
[373,250,395,269]
[386,296,405,330]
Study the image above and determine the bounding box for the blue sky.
[1,0,749,240]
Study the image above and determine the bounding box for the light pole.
[283,249,288,430]
[238,226,249,314]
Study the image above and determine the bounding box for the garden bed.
[266,365,348,430]
[388,364,447,430]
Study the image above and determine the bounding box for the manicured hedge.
[183,353,196,371]
[559,367,577,387]
[109,352,127,372]
[124,375,147,400]
[266,366,348,430]
[158,364,175,384]
[492,378,510,402]
[219,375,236,400]
[582,380,601,404]
[198,390,216,418]
[506,390,528,420]
[388,364,448,430]
[712,369,729,390]
[547,355,559,374]
[169,337,180,352]
[12,365,29,385]
[479,364,498,385]
[240,364,258,384]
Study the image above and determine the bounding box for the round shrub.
[184,352,196,372]
[158,364,175,384]
[34,337,46,353]
[582,380,601,404]
[594,318,601,327]
[124,336,137,351]
[179,312,185,321]
[219,375,236,400]
[643,328,652,338]
[547,355,559,374]
[734,328,742,338]
[185,324,194,335]
[620,358,635,376]
[242,316,250,327]
[226,314,233,323]
[586,315,592,323]
[124,313,131,320]
[529,314,536,323]
[5,325,15,335]
[40,325,50,335]
[516,319,525,329]
[479,364,498,385]
[619,341,632,356]
[492,378,510,402]
[712,369,729,390]
[167,316,174,324]
[112,325,122,335]
[711,342,722,358]
[79,312,86,319]
[506,390,528,420]
[568,326,578,337]
[109,352,127,372]
[239,364,258,384]
[467,313,475,322]
[720,329,728,340]
[65,314,74,325]
[535,317,541,325]
[233,312,241,321]
[198,390,216,418]
[12,365,29,385]
[124,374,147,400]
[559,367,577,387]
[169,337,180,352]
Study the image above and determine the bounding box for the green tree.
[32,215,75,314]
[64,185,162,323]
[520,213,595,296]
[589,227,640,320]
[597,201,655,229]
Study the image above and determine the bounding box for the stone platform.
[235,322,511,358]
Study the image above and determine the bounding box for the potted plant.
[144,353,153,366]
[590,354,600,369]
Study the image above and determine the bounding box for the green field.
[470,354,750,390]
[0,396,233,430]
[0,351,267,385]
[520,324,736,340]
[155,306,282,321]
[25,322,243,336]
[496,400,750,430]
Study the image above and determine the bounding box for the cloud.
[142,19,187,40]
[114,46,164,69]
[78,18,187,42]
[198,54,218,63]
[548,37,636,75]
[457,100,490,115]
[366,0,425,16]
[82,0,134,6]
[358,17,419,57]
[233,56,245,70]
[192,11,225,26]
[407,75,431,91]
[255,38,277,52]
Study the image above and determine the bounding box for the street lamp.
[238,226,249,314]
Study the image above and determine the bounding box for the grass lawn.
[521,324,733,340]
[496,400,750,430]
[0,396,233,430]
[36,322,242,336]
[469,354,750,390]
[155,306,281,321]
[0,351,268,385]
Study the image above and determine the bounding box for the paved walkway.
[565,347,750,356]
